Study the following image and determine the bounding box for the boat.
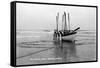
[53,11,80,41]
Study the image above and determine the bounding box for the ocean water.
[16,30,96,65]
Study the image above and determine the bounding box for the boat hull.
[53,30,78,41]
[62,33,76,41]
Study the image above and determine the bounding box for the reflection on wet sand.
[54,41,79,62]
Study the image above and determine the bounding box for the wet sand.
[16,30,96,65]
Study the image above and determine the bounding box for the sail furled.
[63,12,68,31]
[56,12,59,32]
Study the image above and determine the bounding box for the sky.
[16,3,96,31]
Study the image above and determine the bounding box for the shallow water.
[16,30,97,65]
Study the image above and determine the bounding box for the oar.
[73,27,80,32]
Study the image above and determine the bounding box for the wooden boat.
[54,12,80,41]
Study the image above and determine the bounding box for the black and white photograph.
[11,1,97,66]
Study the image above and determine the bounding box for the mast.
[68,13,70,31]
